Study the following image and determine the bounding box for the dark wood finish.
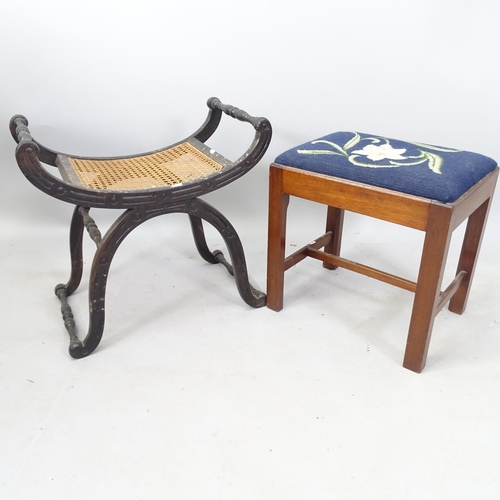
[11,98,271,358]
[54,284,80,351]
[10,98,272,210]
[267,163,498,372]
[78,207,102,245]
[64,205,85,296]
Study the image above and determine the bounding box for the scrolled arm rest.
[10,115,42,161]
[9,114,58,165]
[207,97,270,131]
[10,115,33,145]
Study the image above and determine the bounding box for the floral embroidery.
[352,144,407,162]
[297,132,460,174]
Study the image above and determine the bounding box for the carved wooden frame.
[11,98,272,358]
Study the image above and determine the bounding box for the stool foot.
[449,199,491,314]
[403,203,453,373]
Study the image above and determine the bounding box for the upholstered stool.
[267,131,498,372]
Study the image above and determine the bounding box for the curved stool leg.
[187,199,266,308]
[61,205,85,295]
[189,214,235,276]
[54,206,85,351]
[189,214,219,265]
[57,201,265,358]
[66,209,146,358]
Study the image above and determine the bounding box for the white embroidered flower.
[352,144,407,162]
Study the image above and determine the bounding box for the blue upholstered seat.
[275,132,497,203]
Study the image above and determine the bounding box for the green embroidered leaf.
[425,152,444,174]
[310,140,348,155]
[402,151,425,160]
[343,133,361,151]
[388,158,427,167]
[297,149,345,156]
[408,141,460,153]
[363,137,383,144]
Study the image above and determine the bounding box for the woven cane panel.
[68,142,223,191]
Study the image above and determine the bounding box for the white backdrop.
[1,0,499,223]
[1,3,500,498]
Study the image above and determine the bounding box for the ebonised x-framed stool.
[267,131,497,372]
[11,98,271,358]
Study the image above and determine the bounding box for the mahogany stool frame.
[267,163,498,372]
